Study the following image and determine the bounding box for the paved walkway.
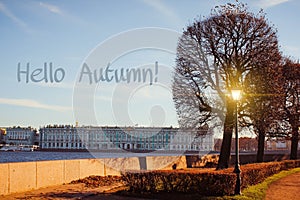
[265,172,300,200]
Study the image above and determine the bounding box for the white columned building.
[39,125,214,151]
[4,127,36,145]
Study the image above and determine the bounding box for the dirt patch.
[1,176,126,200]
[70,175,123,188]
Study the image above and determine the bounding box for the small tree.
[241,60,283,162]
[282,59,300,160]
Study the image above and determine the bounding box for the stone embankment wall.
[0,155,187,195]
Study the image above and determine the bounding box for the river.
[0,150,201,163]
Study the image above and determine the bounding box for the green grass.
[205,167,300,200]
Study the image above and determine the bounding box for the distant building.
[0,128,6,143]
[214,137,258,152]
[39,125,214,151]
[4,127,37,145]
[265,138,300,151]
[33,132,40,146]
[214,137,300,152]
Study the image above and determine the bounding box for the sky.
[0,0,299,130]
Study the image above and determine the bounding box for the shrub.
[241,160,300,188]
[122,169,236,196]
[70,175,122,187]
[241,162,282,188]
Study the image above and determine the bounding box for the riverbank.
[3,169,300,200]
[0,155,187,195]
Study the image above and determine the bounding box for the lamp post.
[231,88,242,195]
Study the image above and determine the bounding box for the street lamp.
[231,88,242,195]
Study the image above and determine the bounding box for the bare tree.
[172,2,281,169]
[173,27,225,129]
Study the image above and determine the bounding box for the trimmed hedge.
[241,160,300,189]
[122,170,235,196]
[122,159,300,196]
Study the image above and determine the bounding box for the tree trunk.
[290,123,299,160]
[217,100,234,170]
[256,129,265,163]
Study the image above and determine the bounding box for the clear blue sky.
[0,0,299,129]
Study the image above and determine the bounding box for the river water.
[0,150,199,163]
